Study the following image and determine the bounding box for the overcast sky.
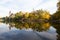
[0,0,58,17]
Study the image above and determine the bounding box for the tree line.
[2,0,60,23]
[3,9,50,22]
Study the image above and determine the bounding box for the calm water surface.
[0,22,59,40]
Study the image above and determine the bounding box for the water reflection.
[8,22,50,32]
[0,22,59,40]
[51,23,60,40]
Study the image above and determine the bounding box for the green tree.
[52,0,60,21]
[15,11,23,21]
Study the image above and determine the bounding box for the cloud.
[0,6,9,17]
[0,0,58,17]
[0,0,13,4]
[35,0,57,14]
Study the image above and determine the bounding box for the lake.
[0,22,60,40]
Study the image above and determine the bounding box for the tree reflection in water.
[3,21,60,40]
[8,22,50,32]
[51,23,60,40]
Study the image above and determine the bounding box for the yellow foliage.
[42,22,50,30]
[24,12,29,18]
[41,11,50,20]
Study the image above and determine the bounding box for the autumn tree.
[15,11,24,20]
[52,0,60,20]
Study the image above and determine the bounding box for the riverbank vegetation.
[4,9,51,23]
[1,0,60,23]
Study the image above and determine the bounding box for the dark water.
[0,22,60,40]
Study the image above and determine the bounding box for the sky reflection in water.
[0,23,58,40]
